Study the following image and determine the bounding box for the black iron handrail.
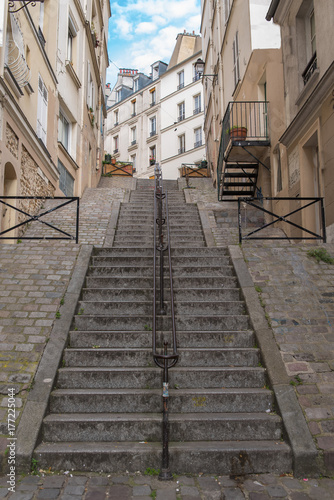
[153,164,178,481]
[0,196,79,243]
[238,197,326,243]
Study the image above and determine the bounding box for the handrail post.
[158,342,173,481]
[321,197,327,243]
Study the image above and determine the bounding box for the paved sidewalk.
[1,471,334,500]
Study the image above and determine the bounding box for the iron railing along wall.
[0,196,79,243]
[153,164,178,481]
[238,197,326,243]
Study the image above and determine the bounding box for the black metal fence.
[0,196,79,243]
[238,197,326,243]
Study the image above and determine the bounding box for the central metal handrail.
[153,164,178,481]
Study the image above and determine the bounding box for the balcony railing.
[178,114,185,122]
[193,107,201,115]
[219,101,269,158]
[302,52,317,85]
[194,140,202,148]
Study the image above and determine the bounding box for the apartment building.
[0,0,110,239]
[160,32,206,179]
[266,0,334,242]
[105,32,205,179]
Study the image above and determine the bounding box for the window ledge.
[4,67,24,98]
[65,61,82,89]
[58,141,80,170]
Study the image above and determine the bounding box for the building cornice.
[279,61,334,148]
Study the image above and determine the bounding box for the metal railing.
[238,197,326,243]
[0,196,79,243]
[153,164,178,480]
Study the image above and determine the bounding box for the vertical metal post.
[238,198,242,244]
[321,198,326,243]
[159,342,173,481]
[76,198,80,244]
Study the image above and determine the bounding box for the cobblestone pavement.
[1,471,334,500]
[1,177,334,491]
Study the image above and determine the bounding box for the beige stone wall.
[18,146,55,235]
[5,124,19,160]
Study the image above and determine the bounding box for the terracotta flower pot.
[229,127,247,141]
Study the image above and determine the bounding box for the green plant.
[77,308,84,315]
[255,286,263,293]
[290,375,302,387]
[144,467,160,476]
[17,239,22,244]
[31,458,39,475]
[55,311,61,319]
[150,491,157,499]
[60,297,65,305]
[307,248,334,264]
[144,324,152,331]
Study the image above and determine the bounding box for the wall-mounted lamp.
[9,0,44,14]
[194,58,218,79]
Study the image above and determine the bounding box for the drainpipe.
[265,0,280,21]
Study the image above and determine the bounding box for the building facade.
[267,0,334,242]
[0,0,110,239]
[200,0,283,199]
[105,32,205,179]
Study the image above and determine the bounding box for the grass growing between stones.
[307,247,334,264]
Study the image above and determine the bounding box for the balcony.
[150,130,157,137]
[194,140,202,148]
[177,83,184,91]
[178,147,185,154]
[178,114,185,122]
[193,107,201,115]
[302,52,317,86]
[219,101,270,164]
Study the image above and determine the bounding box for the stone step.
[73,314,250,332]
[33,440,292,474]
[69,330,255,349]
[81,287,241,303]
[90,256,231,267]
[87,265,235,277]
[63,347,259,367]
[49,388,274,413]
[75,300,245,316]
[42,412,282,443]
[56,366,266,389]
[84,275,238,289]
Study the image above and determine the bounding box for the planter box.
[230,127,247,141]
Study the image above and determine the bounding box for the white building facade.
[105,33,206,179]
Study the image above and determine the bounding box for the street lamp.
[194,58,218,79]
[9,1,44,13]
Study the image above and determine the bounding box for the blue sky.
[106,0,201,87]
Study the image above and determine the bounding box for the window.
[232,31,240,89]
[58,110,70,151]
[67,15,77,64]
[178,71,184,90]
[194,127,202,148]
[149,146,156,164]
[131,126,136,145]
[150,116,156,136]
[134,78,139,92]
[223,0,232,23]
[193,94,201,115]
[131,154,136,172]
[131,100,136,117]
[116,89,121,103]
[179,134,185,154]
[113,136,119,153]
[178,102,185,121]
[114,110,119,126]
[58,160,74,197]
[87,61,95,109]
[37,75,48,145]
[310,9,316,56]
[150,88,156,106]
[297,1,318,86]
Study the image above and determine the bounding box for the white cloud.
[135,22,157,35]
[115,17,132,37]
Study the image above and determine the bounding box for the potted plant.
[228,126,247,140]
[149,156,155,166]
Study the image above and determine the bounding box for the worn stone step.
[57,366,266,389]
[81,287,241,303]
[90,256,231,267]
[63,347,259,367]
[76,300,245,316]
[85,275,238,289]
[87,265,234,278]
[69,330,255,349]
[33,440,292,474]
[73,314,250,332]
[49,388,274,413]
[42,412,282,443]
[92,247,154,257]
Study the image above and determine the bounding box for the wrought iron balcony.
[219,101,269,160]
[302,52,317,85]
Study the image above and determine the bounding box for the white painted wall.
[250,0,281,50]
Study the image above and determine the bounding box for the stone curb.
[197,202,216,247]
[15,244,93,472]
[228,244,320,478]
[103,201,121,248]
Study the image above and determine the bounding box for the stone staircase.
[34,179,292,474]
